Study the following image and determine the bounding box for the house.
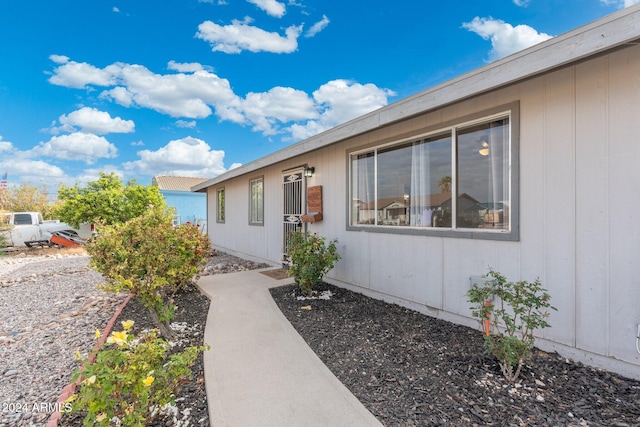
[152,175,207,229]
[193,5,640,380]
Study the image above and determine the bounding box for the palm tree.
[438,176,451,193]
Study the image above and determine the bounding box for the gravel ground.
[0,250,126,427]
[270,282,640,427]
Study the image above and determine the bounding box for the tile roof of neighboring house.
[152,175,208,192]
[358,193,478,210]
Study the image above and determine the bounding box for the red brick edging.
[46,294,132,427]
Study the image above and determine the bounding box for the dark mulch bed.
[59,283,210,427]
[270,282,640,427]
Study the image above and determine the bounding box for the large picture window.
[249,177,264,225]
[216,188,225,223]
[349,109,516,239]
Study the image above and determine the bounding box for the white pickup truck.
[1,212,89,248]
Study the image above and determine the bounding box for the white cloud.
[73,167,124,185]
[49,54,69,64]
[463,17,553,61]
[0,136,65,183]
[53,107,135,135]
[113,6,120,13]
[0,159,65,178]
[49,60,120,89]
[512,0,530,6]
[30,133,118,164]
[167,60,205,73]
[287,80,394,140]
[48,59,239,118]
[242,87,318,134]
[48,58,394,142]
[131,140,145,146]
[248,0,286,17]
[0,136,16,153]
[176,120,197,128]
[196,18,302,53]
[600,0,640,7]
[305,15,330,37]
[124,136,228,177]
[101,86,134,106]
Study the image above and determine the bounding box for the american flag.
[0,172,7,190]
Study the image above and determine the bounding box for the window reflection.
[349,115,510,232]
[456,118,509,229]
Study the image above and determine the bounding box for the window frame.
[248,176,264,226]
[216,187,225,223]
[346,102,519,241]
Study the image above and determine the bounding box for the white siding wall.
[207,43,640,378]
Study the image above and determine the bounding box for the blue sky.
[0,0,637,190]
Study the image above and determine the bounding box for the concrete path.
[197,269,383,427]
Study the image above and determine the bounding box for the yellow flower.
[83,375,96,385]
[106,330,127,346]
[121,320,135,330]
[142,376,154,387]
[65,394,77,403]
[96,413,107,422]
[74,350,82,360]
[94,329,101,339]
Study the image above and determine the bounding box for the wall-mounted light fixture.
[304,166,315,177]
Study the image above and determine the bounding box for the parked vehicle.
[1,212,89,248]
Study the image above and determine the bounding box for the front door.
[282,169,304,266]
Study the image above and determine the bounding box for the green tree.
[0,183,58,219]
[438,175,451,193]
[56,172,166,228]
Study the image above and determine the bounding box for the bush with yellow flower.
[67,320,208,426]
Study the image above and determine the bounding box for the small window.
[249,177,264,225]
[216,188,225,223]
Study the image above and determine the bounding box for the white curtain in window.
[410,140,431,227]
[487,119,509,227]
[352,153,374,225]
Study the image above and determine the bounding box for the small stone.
[4,369,19,377]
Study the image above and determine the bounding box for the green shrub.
[68,321,208,426]
[87,207,210,337]
[466,268,555,382]
[287,231,340,297]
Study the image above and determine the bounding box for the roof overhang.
[192,4,640,192]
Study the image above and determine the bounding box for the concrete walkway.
[197,269,383,427]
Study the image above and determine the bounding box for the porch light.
[304,166,315,177]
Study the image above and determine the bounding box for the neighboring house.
[153,176,207,229]
[193,6,640,380]
[357,193,479,227]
